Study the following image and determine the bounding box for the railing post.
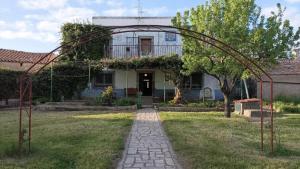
[270,80,274,153]
[19,75,23,153]
[28,77,32,152]
[260,80,264,152]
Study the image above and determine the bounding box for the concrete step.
[244,109,271,118]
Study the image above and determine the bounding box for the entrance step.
[141,96,153,105]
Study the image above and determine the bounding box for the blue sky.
[0,0,299,52]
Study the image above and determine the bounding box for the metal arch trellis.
[18,25,274,153]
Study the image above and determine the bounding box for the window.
[191,73,203,89]
[165,32,176,41]
[94,72,113,87]
[183,73,203,89]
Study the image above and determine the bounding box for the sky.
[0,0,300,52]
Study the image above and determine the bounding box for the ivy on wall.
[60,23,112,61]
[0,62,102,102]
[33,62,102,101]
[101,54,183,70]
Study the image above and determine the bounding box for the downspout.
[50,62,53,102]
[164,72,166,102]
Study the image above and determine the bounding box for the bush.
[273,95,300,113]
[160,100,222,108]
[275,95,300,104]
[96,86,114,106]
[274,101,300,114]
[114,98,135,106]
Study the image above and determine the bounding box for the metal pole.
[19,75,23,152]
[126,64,128,98]
[270,80,274,153]
[28,77,32,152]
[243,79,249,99]
[88,60,91,89]
[50,62,53,102]
[260,80,264,151]
[164,72,166,102]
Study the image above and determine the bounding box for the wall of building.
[257,74,300,99]
[82,69,222,100]
[109,31,182,58]
[0,62,45,72]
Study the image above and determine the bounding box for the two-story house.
[82,16,223,103]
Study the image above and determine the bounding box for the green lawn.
[0,110,134,169]
[160,112,300,169]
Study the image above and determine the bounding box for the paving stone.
[117,108,181,169]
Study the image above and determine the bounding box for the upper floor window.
[94,72,113,87]
[165,32,176,41]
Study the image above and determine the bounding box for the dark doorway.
[139,73,153,96]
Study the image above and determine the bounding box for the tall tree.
[173,0,300,117]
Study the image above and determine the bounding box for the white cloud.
[36,21,61,32]
[144,7,168,16]
[102,8,128,16]
[77,0,104,5]
[3,0,168,45]
[102,6,168,16]
[18,0,69,10]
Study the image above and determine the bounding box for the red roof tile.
[0,48,55,64]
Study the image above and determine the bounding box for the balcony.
[103,45,182,58]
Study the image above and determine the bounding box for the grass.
[0,110,134,169]
[160,112,300,169]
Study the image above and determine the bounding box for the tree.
[173,0,300,117]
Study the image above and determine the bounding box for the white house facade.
[82,17,223,101]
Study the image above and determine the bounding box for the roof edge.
[92,16,173,19]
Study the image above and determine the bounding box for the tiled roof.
[270,58,300,75]
[0,48,55,64]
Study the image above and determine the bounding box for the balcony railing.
[103,45,182,58]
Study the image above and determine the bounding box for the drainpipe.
[243,79,250,99]
[88,60,91,89]
[50,62,53,102]
[126,63,128,98]
[164,72,166,102]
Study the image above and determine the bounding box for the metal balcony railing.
[103,45,182,58]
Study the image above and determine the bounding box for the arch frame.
[18,25,274,153]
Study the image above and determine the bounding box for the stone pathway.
[117,108,181,169]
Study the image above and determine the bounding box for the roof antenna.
[137,0,144,24]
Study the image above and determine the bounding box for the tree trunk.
[173,87,183,104]
[224,94,231,118]
[5,98,8,106]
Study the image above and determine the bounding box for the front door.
[139,73,153,96]
[140,38,152,56]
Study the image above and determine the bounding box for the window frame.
[183,72,203,89]
[94,72,114,87]
[165,32,177,42]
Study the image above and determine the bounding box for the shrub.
[96,86,114,106]
[275,95,300,104]
[274,95,300,114]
